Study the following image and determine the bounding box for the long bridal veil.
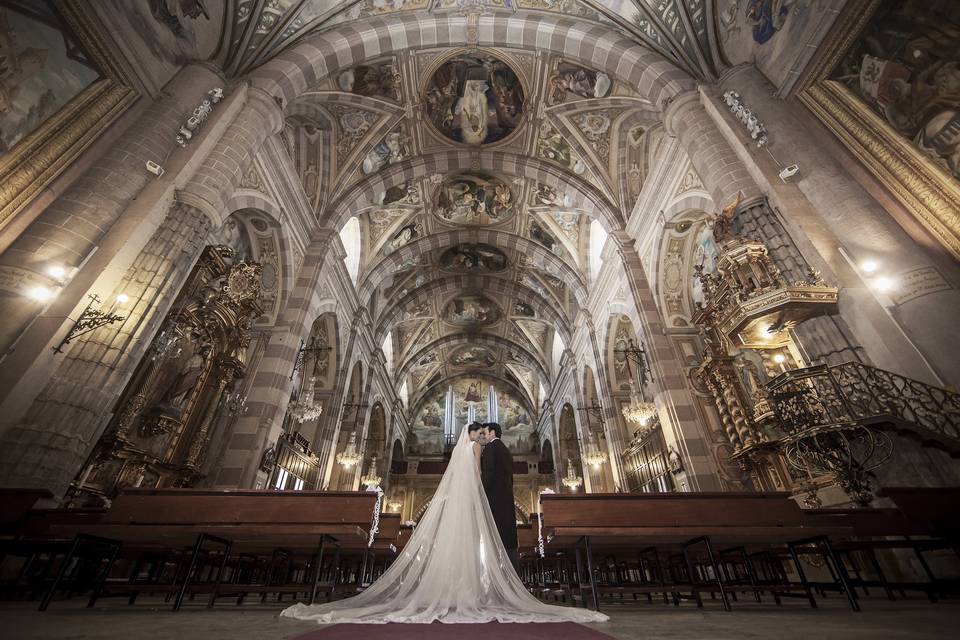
[282,427,608,624]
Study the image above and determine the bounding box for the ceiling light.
[860,260,878,273]
[27,286,56,302]
[47,265,66,279]
[773,354,786,364]
[115,294,129,305]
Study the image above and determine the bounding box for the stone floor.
[4,596,958,639]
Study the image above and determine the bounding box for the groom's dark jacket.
[481,438,518,550]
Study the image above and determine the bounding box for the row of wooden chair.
[515,488,960,613]
[0,488,398,611]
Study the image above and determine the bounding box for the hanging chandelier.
[622,383,658,433]
[361,455,382,489]
[288,376,323,423]
[582,432,608,469]
[561,458,583,491]
[336,432,363,469]
[387,499,403,512]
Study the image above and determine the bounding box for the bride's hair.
[483,422,503,438]
[467,422,483,433]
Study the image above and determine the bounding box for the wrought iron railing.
[764,361,960,504]
[767,361,960,451]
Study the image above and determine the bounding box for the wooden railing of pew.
[533,490,960,612]
[0,488,395,611]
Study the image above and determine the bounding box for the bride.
[281,425,608,624]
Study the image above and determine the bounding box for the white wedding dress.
[281,427,608,624]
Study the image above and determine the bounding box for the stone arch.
[326,150,623,233]
[360,227,586,302]
[375,275,573,347]
[396,333,548,386]
[250,13,695,114]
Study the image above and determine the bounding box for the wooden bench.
[540,492,856,612]
[36,489,379,610]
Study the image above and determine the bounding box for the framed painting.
[0,0,138,229]
[796,0,960,260]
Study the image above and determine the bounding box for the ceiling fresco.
[231,1,725,431]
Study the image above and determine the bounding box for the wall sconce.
[53,293,127,354]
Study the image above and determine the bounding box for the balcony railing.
[763,361,960,504]
[767,361,960,452]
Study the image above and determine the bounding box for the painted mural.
[444,294,502,326]
[338,59,401,101]
[388,221,422,252]
[516,0,599,19]
[717,0,841,91]
[439,243,508,272]
[537,123,588,174]
[360,0,429,16]
[830,0,960,179]
[0,6,100,154]
[450,345,497,368]
[691,224,719,306]
[434,173,516,224]
[423,53,524,145]
[410,379,534,454]
[548,60,613,104]
[529,220,559,252]
[362,129,409,174]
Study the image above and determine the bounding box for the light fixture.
[860,260,878,273]
[622,383,658,431]
[361,456,382,489]
[27,286,56,302]
[52,294,126,354]
[288,376,323,423]
[582,432,608,469]
[773,354,786,364]
[387,499,402,512]
[336,432,363,469]
[874,276,896,292]
[115,293,130,305]
[561,458,583,491]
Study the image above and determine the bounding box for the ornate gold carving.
[0,1,138,229]
[799,81,960,261]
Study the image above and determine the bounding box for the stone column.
[716,66,960,387]
[215,232,342,490]
[0,200,213,495]
[0,64,222,369]
[611,230,722,491]
[665,80,960,387]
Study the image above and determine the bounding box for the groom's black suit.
[481,437,518,567]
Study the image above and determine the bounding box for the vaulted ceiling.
[213,1,717,434]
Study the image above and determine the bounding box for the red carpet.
[291,622,614,640]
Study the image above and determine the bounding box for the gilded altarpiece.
[693,207,840,503]
[69,246,262,505]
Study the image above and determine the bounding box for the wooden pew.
[540,492,855,612]
[0,489,54,535]
[43,489,378,610]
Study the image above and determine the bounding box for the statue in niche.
[668,446,683,473]
[158,343,211,414]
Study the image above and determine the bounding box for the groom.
[480,422,520,572]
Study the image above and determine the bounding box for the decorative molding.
[799,81,960,261]
[0,1,139,229]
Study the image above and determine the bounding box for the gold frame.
[0,1,139,230]
[795,0,960,261]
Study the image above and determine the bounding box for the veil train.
[281,427,608,624]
